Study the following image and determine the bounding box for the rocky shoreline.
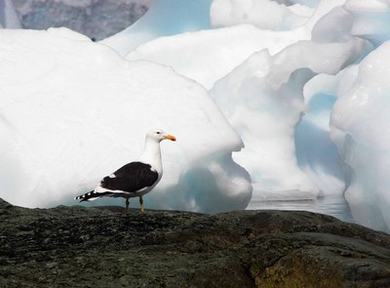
[0,198,389,287]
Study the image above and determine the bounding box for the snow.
[100,0,211,55]
[0,0,21,28]
[0,28,251,213]
[330,42,390,231]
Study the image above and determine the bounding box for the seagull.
[75,130,176,213]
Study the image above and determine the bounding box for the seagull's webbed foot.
[139,196,144,214]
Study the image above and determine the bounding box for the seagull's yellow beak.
[163,134,176,142]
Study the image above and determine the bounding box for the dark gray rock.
[0,198,389,287]
[13,0,149,40]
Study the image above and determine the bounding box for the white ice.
[210,32,369,200]
[209,0,347,31]
[3,0,390,232]
[345,0,390,46]
[127,25,308,89]
[330,42,390,231]
[126,0,366,202]
[0,28,252,213]
[100,0,212,55]
[296,69,349,197]
[293,5,371,197]
[126,0,348,89]
[210,0,313,30]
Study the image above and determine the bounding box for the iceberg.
[0,28,252,212]
[296,70,348,197]
[126,0,348,89]
[330,42,390,231]
[2,0,390,232]
[210,31,369,200]
[100,0,212,55]
[294,5,372,197]
[345,0,390,46]
[210,0,348,31]
[210,0,314,30]
[127,24,308,89]
[126,0,367,201]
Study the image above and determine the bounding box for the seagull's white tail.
[75,190,104,202]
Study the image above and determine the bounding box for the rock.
[0,198,12,209]
[0,198,389,287]
[12,0,149,40]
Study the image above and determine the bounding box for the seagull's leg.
[139,196,144,214]
[125,198,129,212]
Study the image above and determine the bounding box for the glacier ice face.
[100,0,212,55]
[330,42,390,231]
[0,28,252,212]
[0,0,21,28]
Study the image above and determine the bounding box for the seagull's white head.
[146,129,176,143]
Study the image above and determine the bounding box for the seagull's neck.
[139,138,162,173]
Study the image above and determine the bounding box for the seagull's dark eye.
[156,131,161,134]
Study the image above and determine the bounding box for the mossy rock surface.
[0,198,389,287]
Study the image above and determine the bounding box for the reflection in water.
[247,193,354,223]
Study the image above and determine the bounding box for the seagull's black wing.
[100,162,159,193]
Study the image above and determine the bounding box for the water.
[247,193,354,223]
